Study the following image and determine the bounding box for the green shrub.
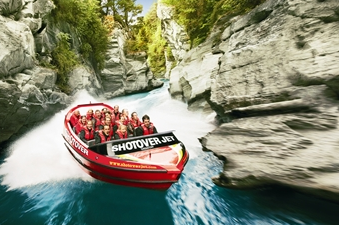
[52,0,109,70]
[166,46,175,62]
[146,18,168,77]
[51,32,78,94]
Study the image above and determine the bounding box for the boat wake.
[0,87,216,190]
[0,91,102,190]
[0,111,97,190]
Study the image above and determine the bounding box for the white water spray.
[0,85,216,190]
[0,91,102,190]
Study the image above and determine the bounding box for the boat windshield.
[89,131,180,156]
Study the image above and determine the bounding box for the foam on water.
[0,91,103,189]
[0,85,216,190]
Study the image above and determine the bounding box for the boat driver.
[135,114,158,136]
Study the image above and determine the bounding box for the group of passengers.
[69,105,158,145]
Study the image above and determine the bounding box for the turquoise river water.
[0,83,338,225]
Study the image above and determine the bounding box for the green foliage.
[161,0,265,47]
[52,0,109,70]
[166,46,175,62]
[101,0,143,32]
[147,23,167,76]
[51,33,78,94]
[143,4,168,77]
[125,3,168,77]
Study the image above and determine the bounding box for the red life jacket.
[83,127,95,140]
[113,112,120,121]
[86,112,93,121]
[101,124,114,136]
[141,123,154,135]
[70,113,80,127]
[115,120,123,128]
[93,116,101,131]
[75,120,86,135]
[109,126,114,136]
[110,115,116,126]
[98,130,112,143]
[109,125,114,136]
[130,118,142,128]
[116,130,128,139]
[123,116,129,125]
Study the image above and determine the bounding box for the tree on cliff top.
[101,0,143,33]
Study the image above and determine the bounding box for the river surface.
[0,83,338,225]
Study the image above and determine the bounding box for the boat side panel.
[65,143,182,188]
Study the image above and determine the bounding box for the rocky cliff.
[0,0,162,144]
[161,0,339,203]
[101,28,163,99]
[0,0,70,143]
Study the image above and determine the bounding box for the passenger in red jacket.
[113,105,121,121]
[86,109,94,121]
[79,121,95,143]
[128,112,142,136]
[135,114,158,136]
[101,107,108,118]
[92,109,102,131]
[113,116,126,133]
[95,125,113,144]
[121,109,130,125]
[99,116,114,136]
[74,116,87,135]
[114,125,128,140]
[69,110,80,127]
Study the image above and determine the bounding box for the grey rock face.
[157,3,190,80]
[0,16,35,78]
[101,29,163,99]
[157,3,190,62]
[0,0,73,143]
[0,72,70,143]
[163,0,339,202]
[68,65,102,96]
[0,0,23,17]
[211,0,339,121]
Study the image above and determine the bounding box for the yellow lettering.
[108,161,157,169]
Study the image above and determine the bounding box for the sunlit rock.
[157,2,190,62]
[0,16,35,78]
[101,28,163,98]
[200,111,339,202]
[161,0,339,202]
[0,0,72,144]
[0,0,23,16]
[27,67,56,90]
[68,65,102,96]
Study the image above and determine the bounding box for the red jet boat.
[62,103,189,189]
